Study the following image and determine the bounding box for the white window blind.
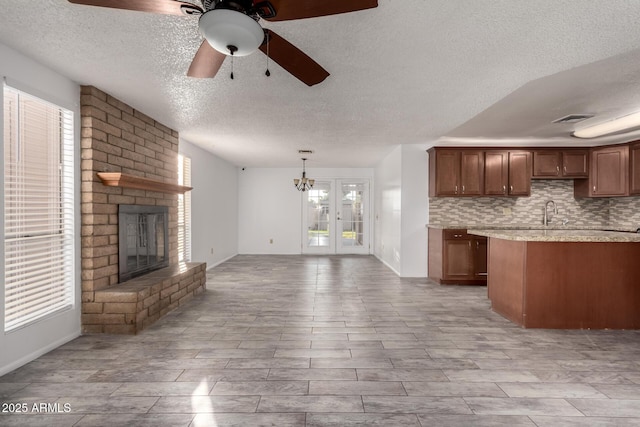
[3,84,75,332]
[177,154,191,262]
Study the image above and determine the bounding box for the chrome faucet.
[543,200,558,226]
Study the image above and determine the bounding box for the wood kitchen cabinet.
[428,228,487,285]
[428,149,484,196]
[532,149,588,178]
[508,151,532,196]
[473,237,488,280]
[484,150,508,196]
[484,150,531,196]
[574,145,629,197]
[631,142,640,195]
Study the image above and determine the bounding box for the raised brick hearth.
[84,263,206,334]
[80,86,205,334]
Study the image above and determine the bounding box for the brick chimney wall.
[80,86,180,331]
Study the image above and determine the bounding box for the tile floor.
[2,255,640,426]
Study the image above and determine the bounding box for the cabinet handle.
[455,185,458,194]
[476,240,479,249]
[454,234,462,238]
[462,185,465,193]
[593,185,596,192]
[556,166,560,173]
[502,185,506,194]
[563,166,567,174]
[510,185,513,192]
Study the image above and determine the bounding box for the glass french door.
[302,180,369,254]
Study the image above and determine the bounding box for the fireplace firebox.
[118,205,169,282]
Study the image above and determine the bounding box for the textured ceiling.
[2,1,640,167]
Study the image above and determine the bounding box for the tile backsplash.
[429,180,640,230]
[610,197,640,231]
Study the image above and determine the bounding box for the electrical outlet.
[502,207,512,216]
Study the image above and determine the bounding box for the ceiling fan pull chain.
[227,44,238,80]
[265,31,271,77]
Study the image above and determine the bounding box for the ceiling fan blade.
[187,41,226,78]
[259,30,329,86]
[67,0,202,16]
[262,0,377,22]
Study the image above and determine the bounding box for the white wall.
[400,144,429,277]
[180,140,238,267]
[374,145,430,277]
[0,42,82,375]
[374,146,402,274]
[238,167,374,254]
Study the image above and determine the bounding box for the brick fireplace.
[80,86,205,334]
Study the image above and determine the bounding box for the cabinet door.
[460,151,484,195]
[443,239,472,279]
[630,143,640,195]
[473,237,488,279]
[484,151,509,195]
[508,151,532,196]
[533,151,561,178]
[435,150,461,196]
[592,146,628,196]
[562,150,588,177]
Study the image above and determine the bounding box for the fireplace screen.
[118,205,169,282]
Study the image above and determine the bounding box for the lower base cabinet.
[428,228,487,285]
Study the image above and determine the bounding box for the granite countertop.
[427,223,619,231]
[467,229,640,243]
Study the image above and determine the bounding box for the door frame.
[301,178,372,255]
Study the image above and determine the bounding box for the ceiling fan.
[67,0,378,86]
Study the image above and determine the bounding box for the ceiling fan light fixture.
[199,9,264,56]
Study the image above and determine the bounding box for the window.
[177,154,191,262]
[3,84,75,332]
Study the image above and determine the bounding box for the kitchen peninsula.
[469,229,640,329]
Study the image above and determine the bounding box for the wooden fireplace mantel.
[97,172,192,194]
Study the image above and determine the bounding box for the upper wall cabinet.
[630,142,640,196]
[483,151,508,196]
[574,145,629,197]
[508,151,533,196]
[428,149,484,196]
[429,142,639,199]
[484,150,531,196]
[532,150,588,179]
[429,148,530,197]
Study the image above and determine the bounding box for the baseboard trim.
[374,253,401,277]
[206,253,238,270]
[0,329,81,377]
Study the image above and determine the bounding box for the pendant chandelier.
[294,158,314,192]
